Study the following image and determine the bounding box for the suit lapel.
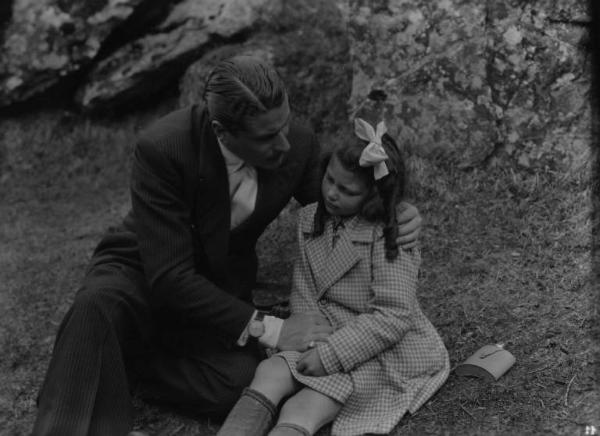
[191,106,230,273]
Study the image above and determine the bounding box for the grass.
[0,106,597,436]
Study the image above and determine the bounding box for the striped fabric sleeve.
[131,138,255,339]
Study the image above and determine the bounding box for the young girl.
[217,119,449,436]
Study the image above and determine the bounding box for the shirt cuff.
[236,311,283,349]
[316,342,343,374]
[236,310,256,347]
[258,315,284,349]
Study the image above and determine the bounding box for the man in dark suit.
[32,56,422,436]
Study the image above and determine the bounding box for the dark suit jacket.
[91,104,321,342]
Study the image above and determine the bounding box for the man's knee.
[69,288,121,327]
[74,287,111,310]
[74,264,147,324]
[66,286,141,347]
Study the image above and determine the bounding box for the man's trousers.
[32,262,262,436]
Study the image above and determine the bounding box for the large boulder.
[179,0,351,135]
[75,0,277,112]
[348,0,590,171]
[0,0,147,108]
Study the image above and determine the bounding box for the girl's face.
[321,155,372,217]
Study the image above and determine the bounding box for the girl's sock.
[268,422,311,436]
[216,387,277,436]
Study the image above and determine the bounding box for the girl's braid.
[376,134,406,261]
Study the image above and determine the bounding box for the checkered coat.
[277,203,450,435]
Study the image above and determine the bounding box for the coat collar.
[300,208,376,243]
[302,208,376,297]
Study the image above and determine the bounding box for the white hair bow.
[355,118,389,180]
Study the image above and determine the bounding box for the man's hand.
[277,312,333,351]
[396,202,422,250]
[296,348,326,376]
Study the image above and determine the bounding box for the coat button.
[318,299,327,307]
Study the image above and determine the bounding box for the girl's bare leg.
[250,356,300,404]
[269,388,342,435]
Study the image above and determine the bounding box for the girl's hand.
[396,202,422,249]
[296,348,326,376]
[277,312,333,351]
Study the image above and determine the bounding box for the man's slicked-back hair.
[203,55,287,134]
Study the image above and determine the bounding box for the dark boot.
[268,423,311,436]
[216,388,277,436]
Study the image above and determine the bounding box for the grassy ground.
[0,105,597,435]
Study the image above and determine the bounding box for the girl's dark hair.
[203,55,287,134]
[313,127,406,261]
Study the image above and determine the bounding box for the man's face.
[219,97,291,170]
[321,155,372,217]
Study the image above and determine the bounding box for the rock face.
[179,0,351,135]
[0,0,280,111]
[348,0,591,170]
[0,0,145,107]
[75,0,275,111]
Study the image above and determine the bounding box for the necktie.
[229,163,257,229]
